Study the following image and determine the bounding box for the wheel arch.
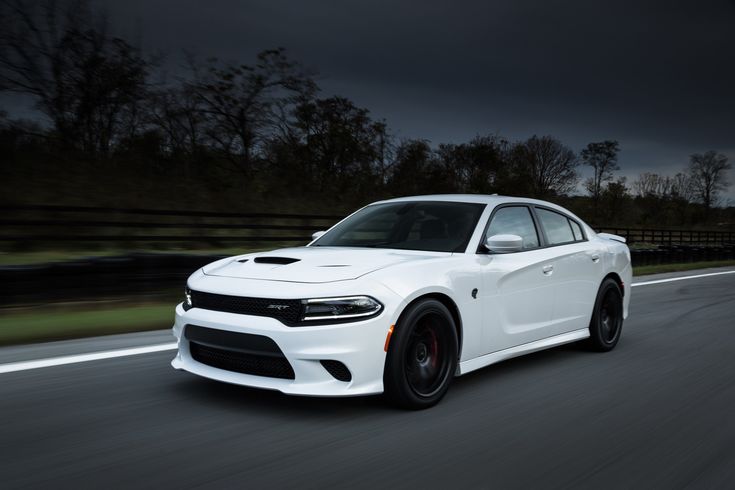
[603,271,625,297]
[394,292,464,359]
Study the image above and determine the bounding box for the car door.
[478,205,559,354]
[533,207,602,333]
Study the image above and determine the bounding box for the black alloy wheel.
[384,298,458,409]
[587,278,624,352]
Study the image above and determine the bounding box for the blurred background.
[1,0,733,346]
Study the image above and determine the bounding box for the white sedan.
[171,194,631,408]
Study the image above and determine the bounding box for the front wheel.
[383,299,458,409]
[586,278,624,352]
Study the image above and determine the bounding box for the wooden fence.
[0,204,343,246]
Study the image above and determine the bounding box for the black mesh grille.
[186,325,295,379]
[189,342,295,380]
[190,290,302,324]
[320,360,352,382]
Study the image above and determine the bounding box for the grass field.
[632,260,735,276]
[1,261,735,347]
[0,304,174,346]
[0,247,277,266]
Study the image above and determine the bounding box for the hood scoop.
[253,256,300,265]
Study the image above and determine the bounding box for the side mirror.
[485,234,523,253]
[311,230,326,241]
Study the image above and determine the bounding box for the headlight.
[183,286,193,311]
[301,296,382,321]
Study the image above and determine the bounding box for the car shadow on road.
[450,341,593,391]
[170,374,390,417]
[170,341,597,415]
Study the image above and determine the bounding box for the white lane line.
[2,269,734,375]
[0,342,177,375]
[632,270,735,287]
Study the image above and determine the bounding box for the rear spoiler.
[597,232,627,244]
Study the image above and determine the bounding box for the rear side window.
[570,220,584,241]
[535,208,580,245]
[486,206,539,249]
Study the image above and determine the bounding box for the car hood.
[202,246,449,283]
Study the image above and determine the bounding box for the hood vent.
[253,256,300,265]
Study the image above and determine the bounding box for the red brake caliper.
[430,329,439,369]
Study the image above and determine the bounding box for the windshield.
[312,201,486,252]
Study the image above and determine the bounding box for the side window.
[536,208,575,245]
[486,206,539,250]
[570,220,584,241]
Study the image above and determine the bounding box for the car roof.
[375,193,555,208]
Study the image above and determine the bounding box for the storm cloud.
[7,0,735,197]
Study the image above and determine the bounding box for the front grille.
[190,290,302,324]
[186,325,295,380]
[320,360,352,382]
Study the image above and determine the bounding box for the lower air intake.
[185,325,295,380]
[320,360,352,382]
[190,342,295,380]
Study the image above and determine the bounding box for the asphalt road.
[2,270,735,489]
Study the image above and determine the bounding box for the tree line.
[0,0,732,228]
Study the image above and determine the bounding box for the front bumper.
[171,301,395,396]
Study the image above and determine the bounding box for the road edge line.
[632,269,735,287]
[0,342,177,375]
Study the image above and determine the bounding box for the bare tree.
[581,140,620,215]
[0,0,150,155]
[669,172,693,202]
[633,172,668,198]
[632,171,695,202]
[147,84,206,158]
[388,139,434,194]
[600,176,629,224]
[434,135,506,194]
[688,150,731,220]
[188,49,317,176]
[513,135,578,197]
[290,96,385,194]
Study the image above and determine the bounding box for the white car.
[172,194,631,408]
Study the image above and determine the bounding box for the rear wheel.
[586,278,623,352]
[383,299,458,409]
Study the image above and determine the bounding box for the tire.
[383,298,459,409]
[586,278,624,352]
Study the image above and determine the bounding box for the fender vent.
[253,256,300,265]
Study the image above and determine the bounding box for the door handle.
[591,254,600,263]
[542,264,554,275]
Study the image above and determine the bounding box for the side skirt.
[457,328,590,376]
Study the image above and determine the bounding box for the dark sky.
[5,0,735,200]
